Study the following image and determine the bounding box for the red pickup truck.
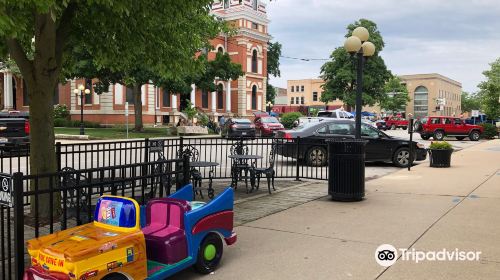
[415,116,483,141]
[384,116,409,130]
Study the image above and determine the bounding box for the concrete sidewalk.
[171,140,500,280]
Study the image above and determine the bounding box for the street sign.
[471,110,480,117]
[149,140,165,152]
[0,173,13,207]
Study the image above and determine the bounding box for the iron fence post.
[408,118,414,171]
[13,172,24,280]
[56,142,62,172]
[178,136,184,157]
[295,137,301,181]
[182,154,190,188]
[144,138,150,163]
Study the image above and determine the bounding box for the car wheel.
[195,233,223,274]
[402,126,408,130]
[420,135,430,140]
[393,147,412,168]
[306,146,327,167]
[433,130,445,141]
[391,124,396,130]
[456,136,466,141]
[469,130,480,141]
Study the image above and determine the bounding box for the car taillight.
[283,132,293,140]
[25,120,30,134]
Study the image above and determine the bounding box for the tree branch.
[5,38,34,80]
[55,2,78,67]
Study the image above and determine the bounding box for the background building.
[1,0,270,125]
[286,79,343,108]
[401,73,462,118]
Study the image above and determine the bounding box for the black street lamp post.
[73,84,90,135]
[344,27,376,139]
[326,27,376,202]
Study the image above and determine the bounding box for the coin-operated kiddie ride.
[24,184,236,280]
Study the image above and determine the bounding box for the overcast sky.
[265,0,500,93]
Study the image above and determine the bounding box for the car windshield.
[261,117,279,123]
[234,119,251,124]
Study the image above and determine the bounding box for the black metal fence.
[0,137,329,279]
[1,157,189,279]
[1,137,329,181]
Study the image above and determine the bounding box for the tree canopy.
[320,19,392,107]
[266,41,282,104]
[0,0,223,216]
[380,76,410,113]
[461,91,481,113]
[478,58,500,119]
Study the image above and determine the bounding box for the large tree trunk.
[133,84,144,131]
[6,12,64,219]
[27,82,59,219]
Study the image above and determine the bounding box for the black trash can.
[327,139,368,201]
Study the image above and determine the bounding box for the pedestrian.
[219,115,226,127]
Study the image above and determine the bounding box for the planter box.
[429,149,453,168]
[177,126,208,135]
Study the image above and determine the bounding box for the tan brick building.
[286,79,343,108]
[400,73,462,118]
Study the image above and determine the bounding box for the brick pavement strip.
[233,181,328,226]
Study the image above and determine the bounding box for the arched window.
[162,89,171,107]
[413,86,428,118]
[217,46,224,53]
[251,49,258,73]
[217,84,224,109]
[251,85,257,110]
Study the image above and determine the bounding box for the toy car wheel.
[306,146,327,167]
[433,130,444,141]
[469,130,480,141]
[102,273,128,280]
[195,233,223,274]
[420,135,430,140]
[391,124,396,130]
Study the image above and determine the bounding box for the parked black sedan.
[275,119,427,167]
[221,118,256,138]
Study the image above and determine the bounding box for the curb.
[55,134,90,140]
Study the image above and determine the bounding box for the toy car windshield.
[94,196,137,228]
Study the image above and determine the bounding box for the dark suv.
[415,116,484,141]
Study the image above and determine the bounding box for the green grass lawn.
[54,127,174,139]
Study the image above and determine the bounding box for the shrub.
[479,123,497,139]
[429,141,453,150]
[54,104,70,119]
[54,118,101,128]
[281,112,303,129]
[54,118,68,127]
[197,113,209,127]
